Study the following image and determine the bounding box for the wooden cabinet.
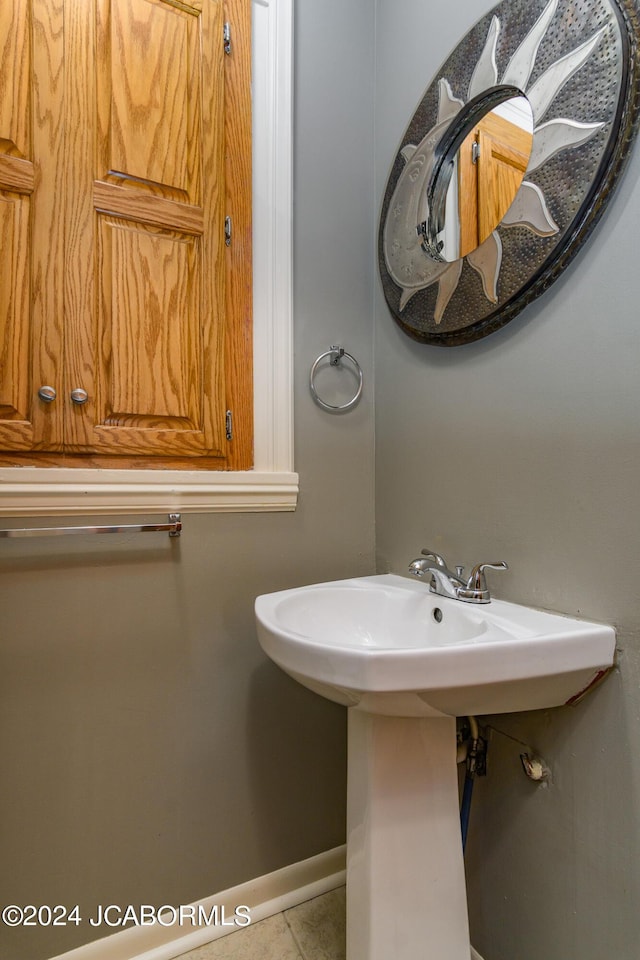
[0,0,252,470]
[458,110,532,261]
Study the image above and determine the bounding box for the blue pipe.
[460,716,481,853]
[460,771,474,852]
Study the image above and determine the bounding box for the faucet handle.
[420,548,448,568]
[461,561,508,603]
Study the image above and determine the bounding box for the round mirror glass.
[434,96,534,262]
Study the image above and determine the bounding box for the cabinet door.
[65,0,252,468]
[458,111,532,261]
[0,0,66,454]
[476,123,531,247]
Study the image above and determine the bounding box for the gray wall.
[0,2,375,958]
[374,1,640,958]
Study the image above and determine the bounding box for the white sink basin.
[255,573,615,717]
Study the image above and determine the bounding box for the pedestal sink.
[255,574,615,960]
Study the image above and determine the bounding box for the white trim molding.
[0,0,297,518]
[0,470,299,518]
[50,845,346,960]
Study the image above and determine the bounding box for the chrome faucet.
[408,548,508,604]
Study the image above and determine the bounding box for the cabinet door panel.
[0,3,31,159]
[86,217,223,457]
[108,225,200,422]
[103,0,202,201]
[0,195,32,446]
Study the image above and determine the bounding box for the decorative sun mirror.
[379,0,640,345]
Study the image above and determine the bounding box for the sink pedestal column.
[346,711,471,960]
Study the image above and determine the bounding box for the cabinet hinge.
[225,215,232,246]
[472,139,480,164]
[225,410,233,441]
[223,22,231,55]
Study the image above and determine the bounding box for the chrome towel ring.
[309,346,363,413]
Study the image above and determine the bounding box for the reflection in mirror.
[439,97,534,262]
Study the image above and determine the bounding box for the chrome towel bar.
[0,513,182,539]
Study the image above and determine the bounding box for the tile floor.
[176,887,346,960]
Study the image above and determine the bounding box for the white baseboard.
[50,845,346,960]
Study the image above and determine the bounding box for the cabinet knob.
[38,386,57,403]
[70,388,89,405]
